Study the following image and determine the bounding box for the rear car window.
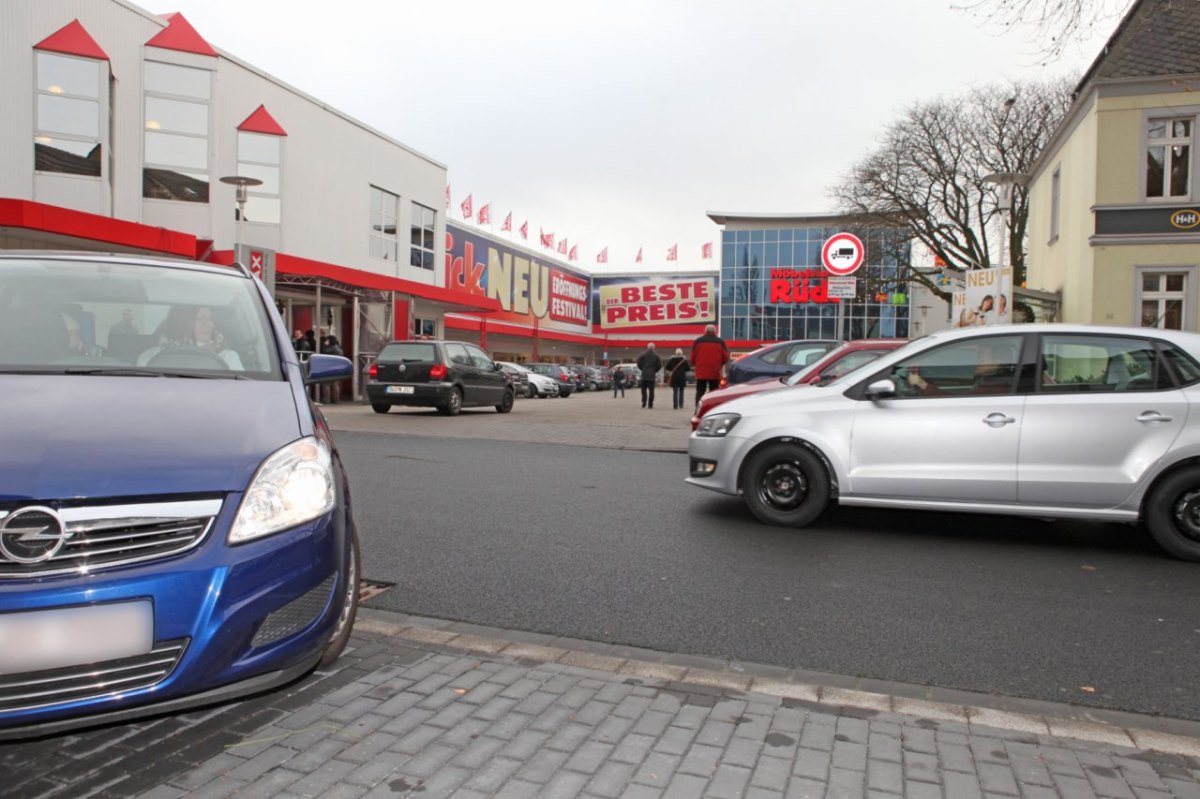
[379,343,437,362]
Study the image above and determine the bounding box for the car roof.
[0,250,252,280]
[924,323,1200,348]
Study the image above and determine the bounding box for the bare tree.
[830,78,1075,300]
[957,0,1132,62]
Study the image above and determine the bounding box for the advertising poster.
[590,274,718,334]
[445,224,590,330]
[954,266,1012,327]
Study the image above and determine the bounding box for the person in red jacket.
[690,324,730,409]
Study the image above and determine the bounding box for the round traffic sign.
[821,233,865,276]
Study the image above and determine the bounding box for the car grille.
[0,499,222,578]
[0,638,188,713]
[252,574,336,647]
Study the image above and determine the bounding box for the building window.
[34,53,104,177]
[412,317,437,338]
[1049,167,1061,243]
[236,132,281,224]
[1138,271,1188,329]
[143,61,211,202]
[410,202,436,270]
[369,186,399,261]
[1146,116,1192,199]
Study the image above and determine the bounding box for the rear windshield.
[0,257,280,378]
[379,342,437,362]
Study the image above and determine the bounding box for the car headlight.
[229,437,336,544]
[696,413,741,437]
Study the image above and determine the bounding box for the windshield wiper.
[63,367,247,380]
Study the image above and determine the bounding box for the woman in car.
[138,305,243,370]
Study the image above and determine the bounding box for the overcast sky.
[159,0,1118,273]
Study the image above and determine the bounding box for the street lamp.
[219,175,263,265]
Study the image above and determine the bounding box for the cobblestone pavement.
[6,610,1200,799]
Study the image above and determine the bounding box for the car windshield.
[0,257,280,378]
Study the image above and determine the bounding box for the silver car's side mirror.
[864,378,897,400]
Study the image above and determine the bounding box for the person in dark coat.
[690,324,730,409]
[612,365,626,398]
[293,329,313,353]
[663,348,691,410]
[635,343,662,409]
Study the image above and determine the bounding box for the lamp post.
[219,175,263,266]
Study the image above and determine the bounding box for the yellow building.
[1027,0,1200,329]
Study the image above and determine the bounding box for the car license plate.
[0,601,153,674]
[386,386,414,394]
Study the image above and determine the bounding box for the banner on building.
[591,274,718,332]
[954,266,1012,327]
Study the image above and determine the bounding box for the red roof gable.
[145,12,217,57]
[238,105,287,136]
[34,19,109,61]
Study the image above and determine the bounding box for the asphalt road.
[338,431,1200,721]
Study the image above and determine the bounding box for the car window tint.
[379,342,435,362]
[1161,344,1200,386]
[887,335,1022,398]
[444,343,471,366]
[758,347,782,364]
[826,349,886,378]
[1040,335,1167,393]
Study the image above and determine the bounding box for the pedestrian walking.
[636,343,662,409]
[612,366,626,398]
[690,323,730,408]
[663,348,691,409]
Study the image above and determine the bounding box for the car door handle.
[982,412,1016,427]
[1137,411,1174,423]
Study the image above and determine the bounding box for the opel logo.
[0,507,67,564]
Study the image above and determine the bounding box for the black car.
[525,363,574,397]
[366,340,515,415]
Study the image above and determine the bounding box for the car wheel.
[740,442,830,528]
[371,403,390,414]
[590,382,598,391]
[438,387,463,416]
[495,389,514,413]
[320,524,360,667]
[1145,467,1200,561]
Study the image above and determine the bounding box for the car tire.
[438,387,463,416]
[495,389,514,413]
[740,442,830,528]
[1144,467,1200,561]
[320,524,360,667]
[371,403,390,414]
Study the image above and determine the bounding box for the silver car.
[687,324,1200,561]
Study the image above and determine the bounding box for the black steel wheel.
[438,388,463,416]
[740,442,830,528]
[371,403,390,414]
[1145,467,1200,561]
[495,389,514,413]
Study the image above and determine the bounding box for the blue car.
[725,339,842,385]
[0,252,360,738]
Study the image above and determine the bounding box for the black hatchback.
[366,340,515,415]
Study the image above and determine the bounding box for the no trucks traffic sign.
[822,233,865,276]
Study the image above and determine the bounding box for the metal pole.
[352,294,360,401]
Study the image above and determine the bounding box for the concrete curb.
[354,608,1200,759]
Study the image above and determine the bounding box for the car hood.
[704,378,786,405]
[0,375,302,501]
[719,380,843,419]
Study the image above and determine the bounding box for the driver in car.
[137,305,243,370]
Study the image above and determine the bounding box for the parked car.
[525,370,560,398]
[725,338,841,385]
[525,363,574,397]
[496,360,531,397]
[565,364,590,391]
[691,339,907,430]
[586,366,613,391]
[366,340,515,415]
[0,251,360,737]
[688,323,1200,562]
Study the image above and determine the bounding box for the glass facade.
[718,224,911,342]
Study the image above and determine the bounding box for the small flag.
[519,221,528,240]
[702,242,713,259]
[501,212,512,232]
[557,238,568,255]
[666,244,677,261]
[478,203,490,225]
[540,228,553,248]
[596,247,608,264]
[460,194,472,220]
[445,184,451,210]
[568,244,578,261]
[635,247,643,264]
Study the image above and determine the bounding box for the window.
[1138,271,1188,329]
[1040,335,1167,392]
[1146,116,1192,199]
[143,61,211,202]
[444,343,471,366]
[236,132,281,224]
[884,335,1022,398]
[35,53,104,177]
[412,317,437,338]
[410,202,436,270]
[369,186,399,260]
[465,344,494,370]
[1049,167,1061,243]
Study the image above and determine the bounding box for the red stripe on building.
[0,198,196,257]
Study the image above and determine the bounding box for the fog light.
[690,458,717,477]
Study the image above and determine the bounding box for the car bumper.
[0,497,351,737]
[366,381,453,407]
[685,434,754,496]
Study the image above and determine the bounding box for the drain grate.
[358,580,393,602]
